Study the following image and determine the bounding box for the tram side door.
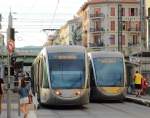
[40,57,49,103]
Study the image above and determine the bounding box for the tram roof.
[88,51,124,58]
[44,45,86,53]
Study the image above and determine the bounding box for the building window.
[95,20,101,31]
[127,21,131,31]
[111,21,115,31]
[136,21,140,31]
[128,8,138,16]
[71,25,74,32]
[110,34,115,45]
[94,8,101,16]
[121,8,125,16]
[121,35,125,45]
[93,35,103,46]
[122,21,126,30]
[133,35,138,45]
[110,7,115,16]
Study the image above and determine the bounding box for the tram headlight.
[55,90,62,96]
[75,91,81,96]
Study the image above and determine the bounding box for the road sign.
[7,40,15,55]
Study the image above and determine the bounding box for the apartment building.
[54,24,69,45]
[53,17,82,46]
[78,0,142,56]
[145,0,150,50]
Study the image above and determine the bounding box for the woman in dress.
[18,77,31,118]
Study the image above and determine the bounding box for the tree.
[72,22,82,45]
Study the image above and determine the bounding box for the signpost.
[7,11,15,118]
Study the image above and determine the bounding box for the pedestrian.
[0,78,4,114]
[141,78,149,95]
[18,77,31,118]
[25,72,31,82]
[133,71,143,97]
[24,72,33,104]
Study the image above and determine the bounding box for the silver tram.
[88,51,127,102]
[31,46,90,106]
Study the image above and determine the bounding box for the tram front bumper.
[47,90,89,106]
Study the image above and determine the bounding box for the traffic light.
[10,54,16,67]
[10,28,15,41]
[7,27,15,41]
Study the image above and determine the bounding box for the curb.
[126,96,150,107]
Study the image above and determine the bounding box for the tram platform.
[126,94,150,107]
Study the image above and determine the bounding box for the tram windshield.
[48,52,85,89]
[93,57,124,87]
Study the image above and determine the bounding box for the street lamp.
[118,3,122,52]
[146,8,150,50]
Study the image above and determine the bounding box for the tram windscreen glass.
[93,57,124,87]
[48,52,85,89]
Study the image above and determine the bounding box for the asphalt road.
[36,102,150,118]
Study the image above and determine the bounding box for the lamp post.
[118,3,122,52]
[6,11,12,118]
[147,8,150,50]
[7,11,15,118]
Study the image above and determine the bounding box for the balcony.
[127,44,142,55]
[89,13,105,19]
[128,28,140,32]
[90,27,105,33]
[89,42,104,47]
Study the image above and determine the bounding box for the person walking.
[133,71,143,97]
[0,78,4,114]
[141,78,149,95]
[25,72,32,104]
[18,77,31,118]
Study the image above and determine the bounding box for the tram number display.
[98,58,117,64]
[53,55,77,60]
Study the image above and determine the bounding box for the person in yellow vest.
[134,71,143,97]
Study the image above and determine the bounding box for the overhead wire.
[2,0,82,34]
[49,0,60,29]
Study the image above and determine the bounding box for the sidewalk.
[1,91,37,118]
[1,103,37,118]
[126,94,150,106]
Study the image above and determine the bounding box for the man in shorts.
[134,71,143,97]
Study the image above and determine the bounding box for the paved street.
[36,102,150,118]
[1,91,150,118]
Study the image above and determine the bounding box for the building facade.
[78,0,143,56]
[145,0,150,50]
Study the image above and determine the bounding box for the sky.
[0,0,86,47]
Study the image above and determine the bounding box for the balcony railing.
[89,13,105,18]
[90,27,105,32]
[89,42,104,47]
[128,28,140,32]
[127,44,142,55]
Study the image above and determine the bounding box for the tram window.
[87,78,90,88]
[39,59,43,87]
[42,62,49,88]
[89,62,96,87]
